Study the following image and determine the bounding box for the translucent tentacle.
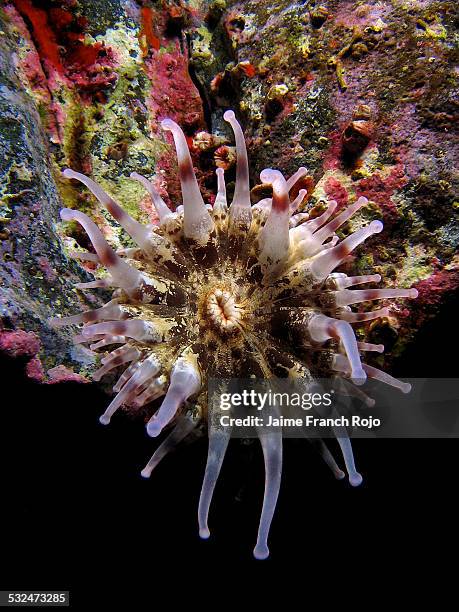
[99,355,160,425]
[335,287,418,307]
[223,110,251,210]
[63,169,150,247]
[141,414,197,478]
[286,166,307,190]
[312,196,367,244]
[308,314,366,384]
[363,364,412,393]
[338,307,390,323]
[198,428,231,539]
[329,273,381,289]
[131,375,167,408]
[310,220,383,281]
[90,335,126,350]
[146,356,201,437]
[290,188,307,213]
[357,342,384,353]
[332,354,411,393]
[161,118,213,242]
[82,320,163,343]
[68,250,100,263]
[258,169,291,269]
[49,299,124,328]
[93,346,141,382]
[305,200,338,233]
[60,209,143,295]
[113,361,141,393]
[306,438,345,479]
[214,168,228,213]
[75,278,113,290]
[130,172,173,223]
[254,431,283,560]
[334,427,363,487]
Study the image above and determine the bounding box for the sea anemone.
[51,110,417,559]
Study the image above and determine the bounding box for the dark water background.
[1,288,457,604]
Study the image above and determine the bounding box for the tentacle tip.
[223,109,235,121]
[60,208,74,222]
[401,382,412,394]
[349,473,363,487]
[335,469,346,480]
[351,370,367,386]
[370,220,384,233]
[130,171,141,180]
[140,468,152,479]
[376,344,385,353]
[366,398,376,408]
[62,168,75,179]
[199,527,210,540]
[146,420,162,438]
[99,414,111,426]
[216,167,224,176]
[161,118,175,131]
[253,544,270,560]
[409,288,418,299]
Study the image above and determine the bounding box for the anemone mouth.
[205,288,244,333]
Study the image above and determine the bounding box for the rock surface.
[0,0,458,379]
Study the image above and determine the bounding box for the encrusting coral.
[51,110,417,559]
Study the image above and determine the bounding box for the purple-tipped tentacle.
[307,438,345,480]
[223,110,251,211]
[213,168,228,213]
[357,342,385,353]
[130,172,173,223]
[338,307,390,323]
[310,220,383,281]
[333,427,363,487]
[258,169,291,268]
[93,346,141,382]
[63,169,150,248]
[141,414,196,479]
[49,299,124,328]
[253,430,283,560]
[330,273,381,289]
[305,199,338,233]
[335,287,418,307]
[82,320,162,343]
[146,356,201,437]
[198,428,231,539]
[308,314,366,384]
[290,188,307,214]
[60,208,143,295]
[99,355,160,425]
[161,118,213,242]
[363,364,412,393]
[312,196,367,244]
[286,166,308,190]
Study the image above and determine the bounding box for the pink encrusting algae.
[49,110,419,559]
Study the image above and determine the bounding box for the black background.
[1,289,458,605]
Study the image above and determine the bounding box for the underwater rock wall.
[0,0,457,379]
